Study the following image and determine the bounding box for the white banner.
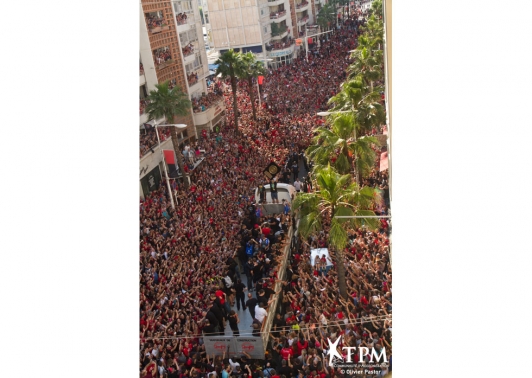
[203,336,265,359]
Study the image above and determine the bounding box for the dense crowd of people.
[155,47,173,67]
[140,126,171,159]
[146,14,166,30]
[188,72,199,86]
[268,38,295,51]
[192,92,224,113]
[140,9,391,378]
[141,99,150,116]
[183,43,195,57]
[176,13,189,25]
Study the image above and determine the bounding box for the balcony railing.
[146,17,170,34]
[187,72,199,87]
[270,10,287,19]
[267,0,285,5]
[182,43,196,58]
[153,47,173,69]
[269,39,295,51]
[175,12,194,25]
[296,1,309,9]
[139,127,171,159]
[155,58,174,70]
[297,15,310,25]
[271,25,288,37]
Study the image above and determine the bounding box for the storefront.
[140,166,162,198]
[268,47,296,69]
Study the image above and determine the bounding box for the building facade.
[139,0,226,198]
[207,0,327,67]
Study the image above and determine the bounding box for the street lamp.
[154,122,188,210]
[316,110,349,117]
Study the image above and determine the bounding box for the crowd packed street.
[140,8,391,378]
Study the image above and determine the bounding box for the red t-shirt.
[215,290,225,305]
[280,347,292,360]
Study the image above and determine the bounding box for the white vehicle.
[254,183,296,205]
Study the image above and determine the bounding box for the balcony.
[267,42,295,58]
[297,15,310,27]
[145,12,170,34]
[192,99,226,125]
[295,1,310,12]
[156,59,174,70]
[182,43,197,64]
[271,26,289,40]
[268,0,286,6]
[270,10,288,23]
[187,70,202,89]
[139,127,174,159]
[176,11,195,33]
[153,47,173,70]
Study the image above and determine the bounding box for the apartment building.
[139,0,226,198]
[207,0,326,68]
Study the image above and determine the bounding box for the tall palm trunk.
[170,127,189,190]
[230,73,239,133]
[331,205,348,300]
[356,163,363,188]
[335,248,348,300]
[247,77,257,121]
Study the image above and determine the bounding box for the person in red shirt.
[215,289,226,306]
[297,337,308,355]
[261,226,271,237]
[280,343,292,360]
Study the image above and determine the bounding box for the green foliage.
[317,3,336,30]
[214,49,242,82]
[271,22,287,37]
[144,81,192,188]
[215,49,243,130]
[292,165,378,299]
[239,52,266,81]
[145,81,191,123]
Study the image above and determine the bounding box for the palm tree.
[348,43,383,91]
[328,77,386,135]
[145,81,192,189]
[307,113,378,184]
[239,52,266,121]
[317,3,336,31]
[215,49,243,133]
[292,165,378,299]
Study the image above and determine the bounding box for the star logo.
[327,336,343,366]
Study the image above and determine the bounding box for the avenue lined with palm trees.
[139,1,391,376]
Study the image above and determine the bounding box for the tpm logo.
[327,336,388,367]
